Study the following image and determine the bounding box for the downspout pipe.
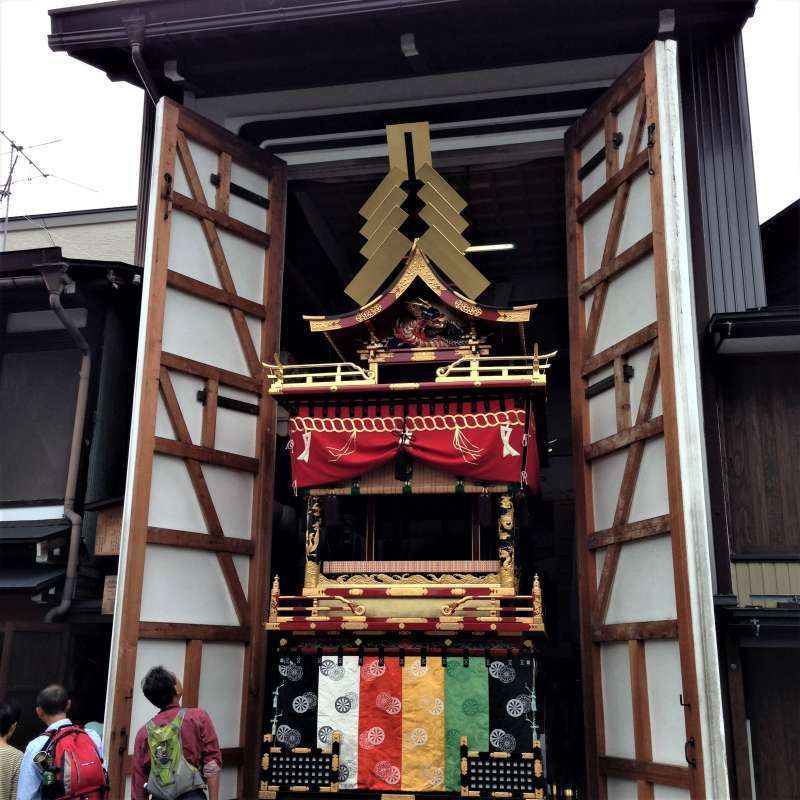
[41,265,92,623]
[124,14,161,105]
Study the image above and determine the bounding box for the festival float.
[260,122,556,799]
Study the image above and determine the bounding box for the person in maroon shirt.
[131,666,221,800]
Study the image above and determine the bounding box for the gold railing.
[435,350,556,385]
[264,361,377,393]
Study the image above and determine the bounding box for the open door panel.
[565,41,727,800]
[106,98,286,800]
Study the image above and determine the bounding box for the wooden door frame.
[565,41,727,799]
[106,97,286,799]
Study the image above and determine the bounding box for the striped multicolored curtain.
[273,652,536,792]
[401,657,445,791]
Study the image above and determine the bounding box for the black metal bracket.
[647,123,657,175]
[679,693,691,708]
[612,131,624,149]
[210,173,270,209]
[162,173,173,220]
[585,364,634,399]
[196,388,259,415]
[684,736,697,768]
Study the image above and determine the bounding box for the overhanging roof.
[0,567,65,592]
[49,0,757,99]
[0,520,70,544]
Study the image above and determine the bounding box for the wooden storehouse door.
[105,98,286,799]
[565,41,728,799]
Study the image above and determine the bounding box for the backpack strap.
[44,725,81,754]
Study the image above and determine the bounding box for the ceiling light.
[465,243,516,253]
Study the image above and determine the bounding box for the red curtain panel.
[357,656,403,789]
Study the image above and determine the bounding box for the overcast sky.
[0,0,798,222]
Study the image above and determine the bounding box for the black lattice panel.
[461,737,546,799]
[259,733,339,798]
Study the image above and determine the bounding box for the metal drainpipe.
[41,267,92,623]
[124,15,161,105]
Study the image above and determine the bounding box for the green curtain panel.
[444,659,489,791]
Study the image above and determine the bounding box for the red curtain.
[288,398,539,491]
[357,657,403,789]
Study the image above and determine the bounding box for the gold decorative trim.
[496,310,531,322]
[355,302,383,322]
[309,319,343,332]
[453,298,483,317]
[318,572,501,587]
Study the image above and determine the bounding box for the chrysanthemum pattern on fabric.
[401,657,445,791]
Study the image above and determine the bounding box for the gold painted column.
[497,493,516,590]
[304,496,322,590]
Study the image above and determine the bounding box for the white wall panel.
[229,162,269,231]
[218,230,265,303]
[149,455,208,533]
[615,93,641,156]
[186,139,220,206]
[161,288,249,374]
[203,464,253,539]
[616,171,652,254]
[654,787,691,800]
[140,545,240,625]
[626,344,654,422]
[591,450,627,531]
[628,436,669,522]
[579,127,606,198]
[582,199,614,277]
[601,642,635,759]
[606,777,638,800]
[198,642,245,748]
[595,547,607,588]
[588,365,616,442]
[172,371,205,442]
[218,767,240,800]
[214,386,259,457]
[593,255,657,354]
[232,554,250,599]
[168,212,221,287]
[605,537,677,624]
[646,641,686,765]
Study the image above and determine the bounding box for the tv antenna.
[0,132,95,251]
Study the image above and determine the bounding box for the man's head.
[0,701,19,741]
[35,685,70,725]
[141,666,183,711]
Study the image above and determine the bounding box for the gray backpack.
[145,709,206,800]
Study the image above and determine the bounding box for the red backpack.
[42,725,108,800]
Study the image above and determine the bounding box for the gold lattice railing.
[263,361,377,393]
[435,351,556,385]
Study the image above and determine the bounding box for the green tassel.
[351,479,360,495]
[455,478,465,494]
[403,480,413,495]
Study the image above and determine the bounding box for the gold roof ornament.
[345,121,490,305]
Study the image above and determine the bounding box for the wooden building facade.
[42,1,793,798]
